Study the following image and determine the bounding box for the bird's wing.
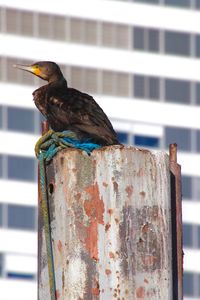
[47,88,118,144]
[33,85,49,116]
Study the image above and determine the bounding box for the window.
[134,135,159,148]
[182,176,192,199]
[5,8,19,34]
[134,27,159,52]
[0,155,2,178]
[84,20,97,45]
[195,36,200,57]
[7,107,35,133]
[165,31,190,56]
[52,15,66,41]
[0,57,2,80]
[133,27,145,50]
[115,24,130,49]
[198,273,200,296]
[0,253,3,277]
[7,272,35,280]
[33,112,46,135]
[102,22,114,47]
[8,204,36,230]
[196,0,200,9]
[164,0,190,7]
[183,272,194,296]
[183,224,193,247]
[148,29,159,52]
[6,57,19,83]
[195,83,200,104]
[20,10,33,36]
[165,127,191,151]
[70,67,84,90]
[198,226,200,247]
[148,76,160,100]
[193,176,200,200]
[84,69,98,93]
[0,106,2,128]
[165,79,190,104]
[196,130,200,151]
[116,73,130,97]
[134,75,145,98]
[117,132,128,144]
[102,71,115,95]
[134,0,159,3]
[38,13,51,38]
[0,204,2,226]
[7,155,35,182]
[70,18,83,43]
[0,8,2,32]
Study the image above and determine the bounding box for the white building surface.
[0,0,200,299]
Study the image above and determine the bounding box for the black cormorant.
[14,61,119,146]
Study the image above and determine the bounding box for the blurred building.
[0,0,200,299]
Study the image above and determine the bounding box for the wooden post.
[169,144,183,300]
[38,146,182,299]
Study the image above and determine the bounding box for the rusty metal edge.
[169,143,183,300]
[38,121,49,300]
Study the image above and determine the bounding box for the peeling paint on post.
[38,146,180,300]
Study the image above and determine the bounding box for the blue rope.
[37,130,102,298]
[37,130,101,162]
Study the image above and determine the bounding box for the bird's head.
[13,61,64,83]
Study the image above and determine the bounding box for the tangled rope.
[36,130,101,162]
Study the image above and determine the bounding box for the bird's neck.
[48,76,67,88]
[48,68,66,83]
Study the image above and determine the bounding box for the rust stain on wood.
[92,279,100,296]
[84,183,104,225]
[136,286,145,298]
[141,223,150,234]
[83,182,104,261]
[125,185,134,198]
[108,208,113,215]
[56,289,60,299]
[75,192,81,201]
[113,181,119,193]
[105,223,111,232]
[85,219,99,261]
[105,269,112,275]
[109,252,115,259]
[140,191,146,198]
[57,240,62,252]
[141,255,158,267]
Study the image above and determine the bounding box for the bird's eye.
[35,65,39,69]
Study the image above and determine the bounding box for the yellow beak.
[13,64,41,76]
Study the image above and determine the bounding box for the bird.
[13,61,120,146]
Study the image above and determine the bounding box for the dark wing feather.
[34,85,119,145]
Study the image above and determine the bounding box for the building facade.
[0,0,200,299]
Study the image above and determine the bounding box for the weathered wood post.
[38,142,182,299]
